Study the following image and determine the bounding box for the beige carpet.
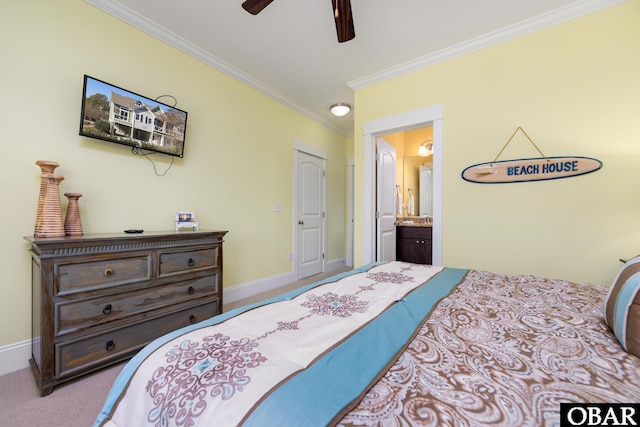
[0,362,125,427]
[0,267,351,426]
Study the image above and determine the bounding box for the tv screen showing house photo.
[79,75,188,158]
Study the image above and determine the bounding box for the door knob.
[298,220,304,225]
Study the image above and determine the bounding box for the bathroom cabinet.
[396,226,432,265]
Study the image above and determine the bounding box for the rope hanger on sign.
[492,127,547,162]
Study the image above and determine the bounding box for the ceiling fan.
[241,0,355,43]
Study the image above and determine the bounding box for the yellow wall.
[0,0,347,347]
[353,1,640,285]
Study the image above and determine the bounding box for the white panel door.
[297,151,324,279]
[376,138,396,262]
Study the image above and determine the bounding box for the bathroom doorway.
[363,105,443,265]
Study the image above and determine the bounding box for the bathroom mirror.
[402,156,433,217]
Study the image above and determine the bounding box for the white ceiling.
[86,0,622,135]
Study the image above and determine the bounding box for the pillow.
[604,256,640,358]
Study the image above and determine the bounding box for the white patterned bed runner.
[100,262,444,427]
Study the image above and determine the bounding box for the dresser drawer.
[159,247,217,277]
[55,255,152,295]
[55,274,218,336]
[55,300,218,377]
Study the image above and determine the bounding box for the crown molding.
[85,0,624,132]
[348,0,626,90]
[83,0,345,135]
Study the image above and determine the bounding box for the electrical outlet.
[273,202,281,212]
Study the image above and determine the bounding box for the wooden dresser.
[396,226,432,265]
[24,230,227,396]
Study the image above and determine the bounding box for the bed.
[94,260,640,426]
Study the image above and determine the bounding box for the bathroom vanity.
[396,223,432,265]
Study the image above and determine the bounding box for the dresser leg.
[40,386,54,397]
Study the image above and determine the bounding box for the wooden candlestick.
[64,193,83,236]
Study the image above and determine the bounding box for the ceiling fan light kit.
[330,103,351,117]
[242,0,355,43]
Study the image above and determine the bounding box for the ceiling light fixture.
[330,103,351,117]
[418,140,433,157]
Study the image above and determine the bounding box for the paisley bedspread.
[338,269,640,427]
[94,263,640,427]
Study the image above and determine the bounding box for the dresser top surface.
[24,230,228,247]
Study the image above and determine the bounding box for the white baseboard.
[224,258,346,304]
[0,339,30,376]
[0,259,348,376]
[326,257,347,272]
[224,270,297,304]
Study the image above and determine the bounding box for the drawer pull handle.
[188,286,195,295]
[189,315,196,323]
[104,268,113,276]
[105,340,115,351]
[188,258,195,267]
[103,304,112,315]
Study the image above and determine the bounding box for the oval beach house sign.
[462,156,602,184]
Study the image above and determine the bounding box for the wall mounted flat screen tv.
[79,75,188,158]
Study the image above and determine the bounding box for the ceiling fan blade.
[242,0,274,15]
[333,0,355,43]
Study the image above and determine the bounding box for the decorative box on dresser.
[396,225,432,265]
[24,230,227,396]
